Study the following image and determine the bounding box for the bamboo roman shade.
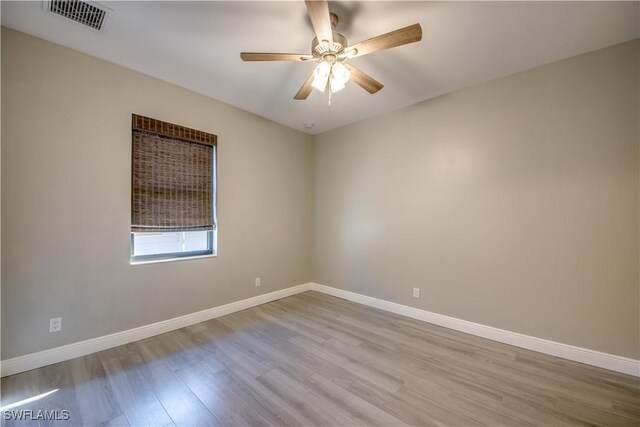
[131,114,216,232]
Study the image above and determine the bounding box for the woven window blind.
[131,114,216,232]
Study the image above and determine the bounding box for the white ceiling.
[2,1,639,134]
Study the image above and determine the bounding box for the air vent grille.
[45,0,108,31]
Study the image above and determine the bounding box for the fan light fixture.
[311,61,351,94]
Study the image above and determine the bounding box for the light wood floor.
[2,291,639,426]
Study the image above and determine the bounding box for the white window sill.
[130,253,217,266]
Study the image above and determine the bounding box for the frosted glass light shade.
[332,62,350,84]
[330,75,346,92]
[312,61,331,92]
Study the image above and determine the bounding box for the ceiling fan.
[240,0,422,103]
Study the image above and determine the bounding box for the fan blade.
[241,52,314,62]
[344,64,383,94]
[346,23,422,58]
[294,72,315,100]
[305,0,333,45]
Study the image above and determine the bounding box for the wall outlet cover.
[413,288,420,298]
[50,317,62,333]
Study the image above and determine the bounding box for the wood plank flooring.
[1,291,639,426]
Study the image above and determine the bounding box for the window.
[130,114,217,264]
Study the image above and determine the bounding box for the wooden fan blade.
[346,23,422,58]
[294,72,315,100]
[241,52,314,62]
[344,64,383,94]
[305,0,333,45]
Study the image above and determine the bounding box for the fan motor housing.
[312,32,348,58]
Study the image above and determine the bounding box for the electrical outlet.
[255,277,261,287]
[50,317,62,333]
[412,288,420,298]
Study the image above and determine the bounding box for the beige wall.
[1,28,313,359]
[2,28,638,362]
[313,40,640,359]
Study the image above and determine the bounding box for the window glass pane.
[132,230,211,257]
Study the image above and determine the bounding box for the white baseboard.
[0,283,312,377]
[309,283,639,377]
[3,282,638,378]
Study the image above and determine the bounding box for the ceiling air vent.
[44,0,109,31]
